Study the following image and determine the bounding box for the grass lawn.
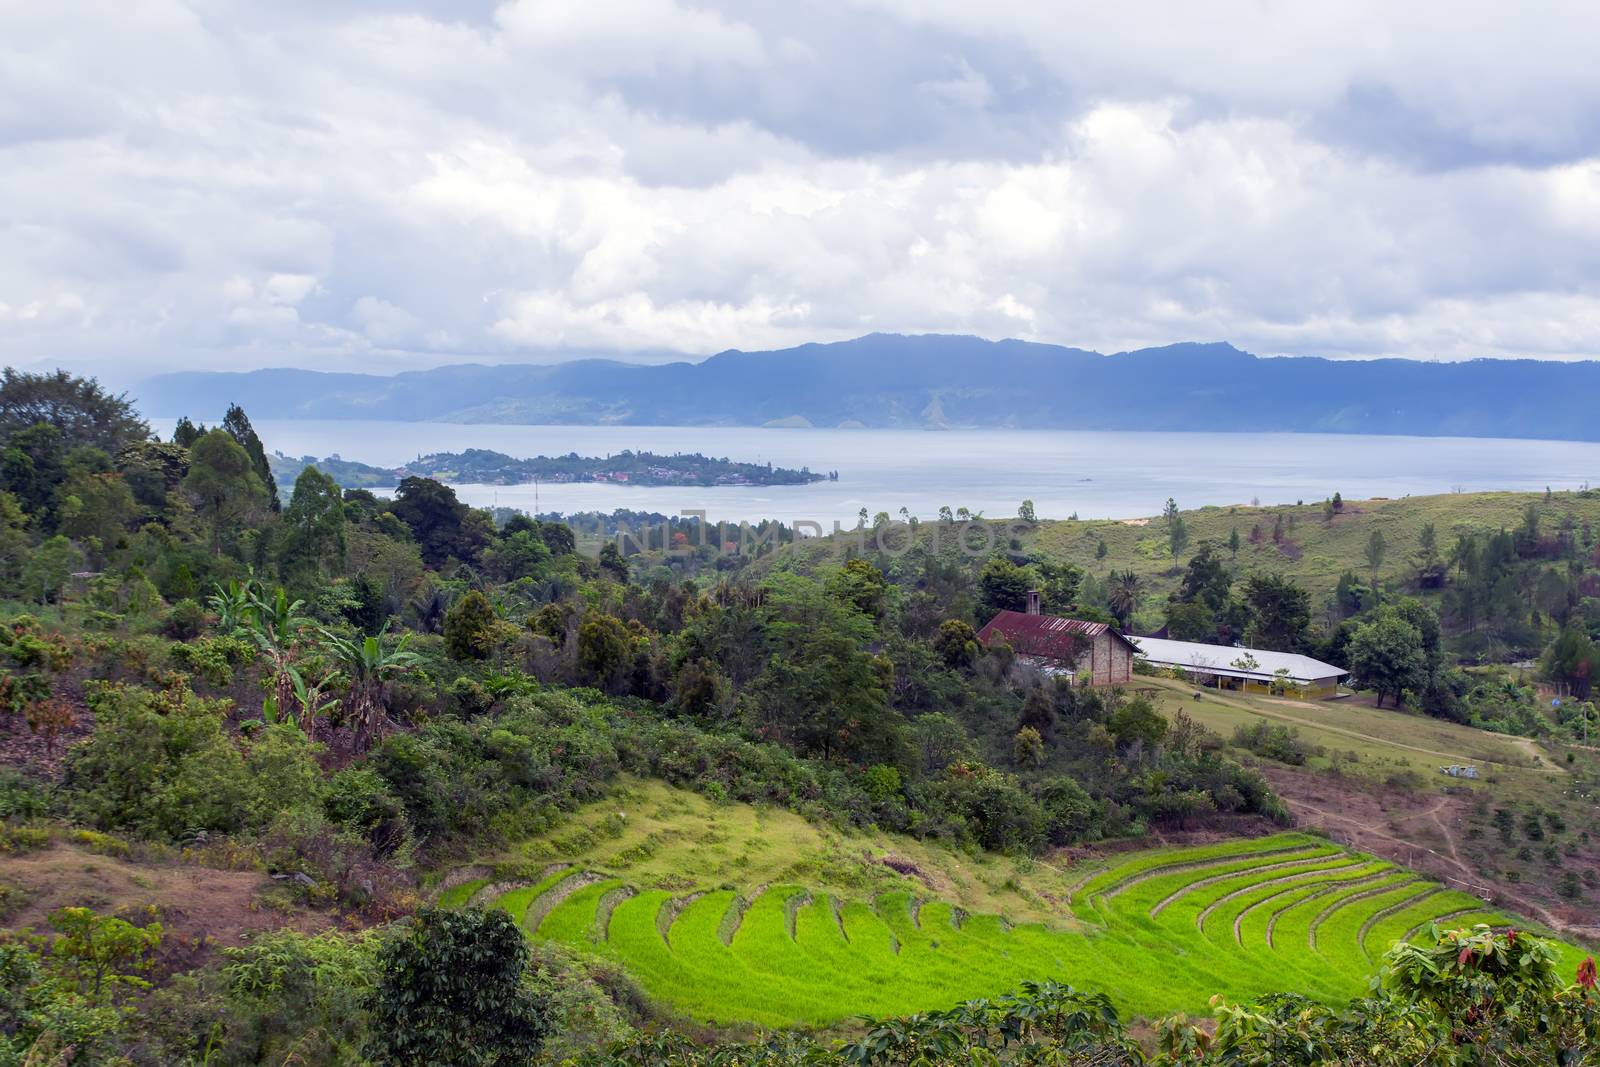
[1140,676,1555,785]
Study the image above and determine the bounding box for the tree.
[576,612,633,686]
[1168,514,1189,558]
[182,429,268,554]
[933,619,978,669]
[1346,609,1427,707]
[1365,528,1387,578]
[0,422,70,521]
[1017,499,1037,523]
[444,590,502,661]
[1013,725,1046,768]
[366,907,549,1067]
[56,464,138,553]
[485,529,551,584]
[1108,697,1168,749]
[1542,622,1597,699]
[0,368,148,454]
[22,535,84,605]
[827,558,888,618]
[598,541,630,583]
[390,477,485,568]
[46,905,162,1003]
[748,578,899,766]
[1166,599,1216,642]
[222,404,280,511]
[1107,570,1141,628]
[1227,527,1240,557]
[910,712,973,775]
[1176,542,1232,611]
[978,555,1032,619]
[279,466,347,583]
[171,416,203,448]
[1242,573,1311,651]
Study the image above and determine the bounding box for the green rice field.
[443,828,1587,1027]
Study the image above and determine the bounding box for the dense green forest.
[0,369,1595,1065]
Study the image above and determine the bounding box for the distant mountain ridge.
[138,334,1600,441]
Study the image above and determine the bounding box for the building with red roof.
[977,591,1136,686]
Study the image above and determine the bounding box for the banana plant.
[207,577,262,632]
[258,664,338,735]
[244,587,312,724]
[319,626,422,751]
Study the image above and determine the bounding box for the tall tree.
[222,404,279,511]
[1108,570,1142,628]
[1242,573,1311,651]
[0,368,148,454]
[977,555,1032,619]
[390,477,485,568]
[1346,609,1427,707]
[182,430,268,555]
[0,423,66,518]
[1365,528,1387,579]
[279,466,347,583]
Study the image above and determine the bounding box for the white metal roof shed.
[1128,636,1347,684]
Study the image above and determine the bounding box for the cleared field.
[1141,676,1558,785]
[444,800,1586,1027]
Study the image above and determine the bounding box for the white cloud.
[3,0,1600,382]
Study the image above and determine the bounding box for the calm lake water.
[154,420,1600,525]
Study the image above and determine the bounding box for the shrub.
[162,597,206,640]
[444,591,503,661]
[1232,721,1323,766]
[366,908,550,1066]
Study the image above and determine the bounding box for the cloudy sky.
[5,1,1600,380]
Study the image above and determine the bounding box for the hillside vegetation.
[1032,489,1600,606]
[0,370,1595,1064]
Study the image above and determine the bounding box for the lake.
[153,420,1600,525]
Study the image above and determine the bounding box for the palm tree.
[320,627,422,751]
[1108,570,1142,628]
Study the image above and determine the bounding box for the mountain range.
[137,334,1600,441]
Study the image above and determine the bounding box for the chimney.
[1026,589,1041,615]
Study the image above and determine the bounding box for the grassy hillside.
[438,781,1584,1028]
[1134,677,1600,936]
[1032,489,1600,606]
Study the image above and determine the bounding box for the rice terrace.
[438,784,1588,1028]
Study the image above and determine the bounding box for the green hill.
[1030,490,1600,606]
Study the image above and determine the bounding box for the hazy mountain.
[137,334,1600,441]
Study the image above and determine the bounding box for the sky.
[5,1,1600,381]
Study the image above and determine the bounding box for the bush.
[0,769,50,820]
[162,597,206,639]
[63,682,313,841]
[366,908,550,1066]
[444,591,504,661]
[1231,721,1323,766]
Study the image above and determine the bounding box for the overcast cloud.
[4,0,1600,379]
